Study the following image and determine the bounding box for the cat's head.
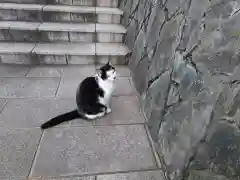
[98,62,116,81]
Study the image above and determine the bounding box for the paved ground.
[0,65,163,180]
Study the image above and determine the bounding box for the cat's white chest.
[98,79,115,105]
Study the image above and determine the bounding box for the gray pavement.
[0,65,163,180]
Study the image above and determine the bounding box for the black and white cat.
[41,62,116,130]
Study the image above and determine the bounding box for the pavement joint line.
[30,42,38,54]
[32,167,161,179]
[0,99,8,114]
[25,67,32,77]
[27,130,44,179]
[144,124,162,169]
[54,76,62,97]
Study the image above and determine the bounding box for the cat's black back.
[76,76,105,115]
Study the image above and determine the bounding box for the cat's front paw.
[106,108,112,114]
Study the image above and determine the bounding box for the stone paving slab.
[0,99,91,128]
[94,96,145,125]
[30,177,94,180]
[27,66,95,78]
[56,77,82,98]
[0,128,42,179]
[30,125,156,177]
[56,77,135,98]
[0,78,60,98]
[114,77,135,96]
[0,65,30,77]
[97,171,164,180]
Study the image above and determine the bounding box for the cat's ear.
[107,59,111,65]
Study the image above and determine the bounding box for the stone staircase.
[0,0,130,65]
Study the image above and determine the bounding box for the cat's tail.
[41,110,83,130]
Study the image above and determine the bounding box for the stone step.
[0,42,131,65]
[0,3,123,23]
[1,0,118,7]
[0,21,126,43]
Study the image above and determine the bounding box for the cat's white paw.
[106,108,112,114]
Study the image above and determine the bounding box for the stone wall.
[120,0,240,180]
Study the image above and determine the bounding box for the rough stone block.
[30,125,156,177]
[0,128,42,179]
[193,122,240,178]
[0,78,60,98]
[188,170,230,180]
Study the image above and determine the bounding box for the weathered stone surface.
[0,78,60,98]
[0,10,41,21]
[56,66,95,98]
[93,96,145,125]
[27,66,95,78]
[0,65,30,77]
[98,171,164,180]
[97,0,118,7]
[97,14,121,24]
[30,177,94,180]
[114,77,136,96]
[188,170,230,180]
[71,13,96,23]
[0,99,91,128]
[30,125,156,177]
[121,0,240,179]
[0,128,42,179]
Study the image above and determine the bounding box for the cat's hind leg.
[85,112,105,120]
